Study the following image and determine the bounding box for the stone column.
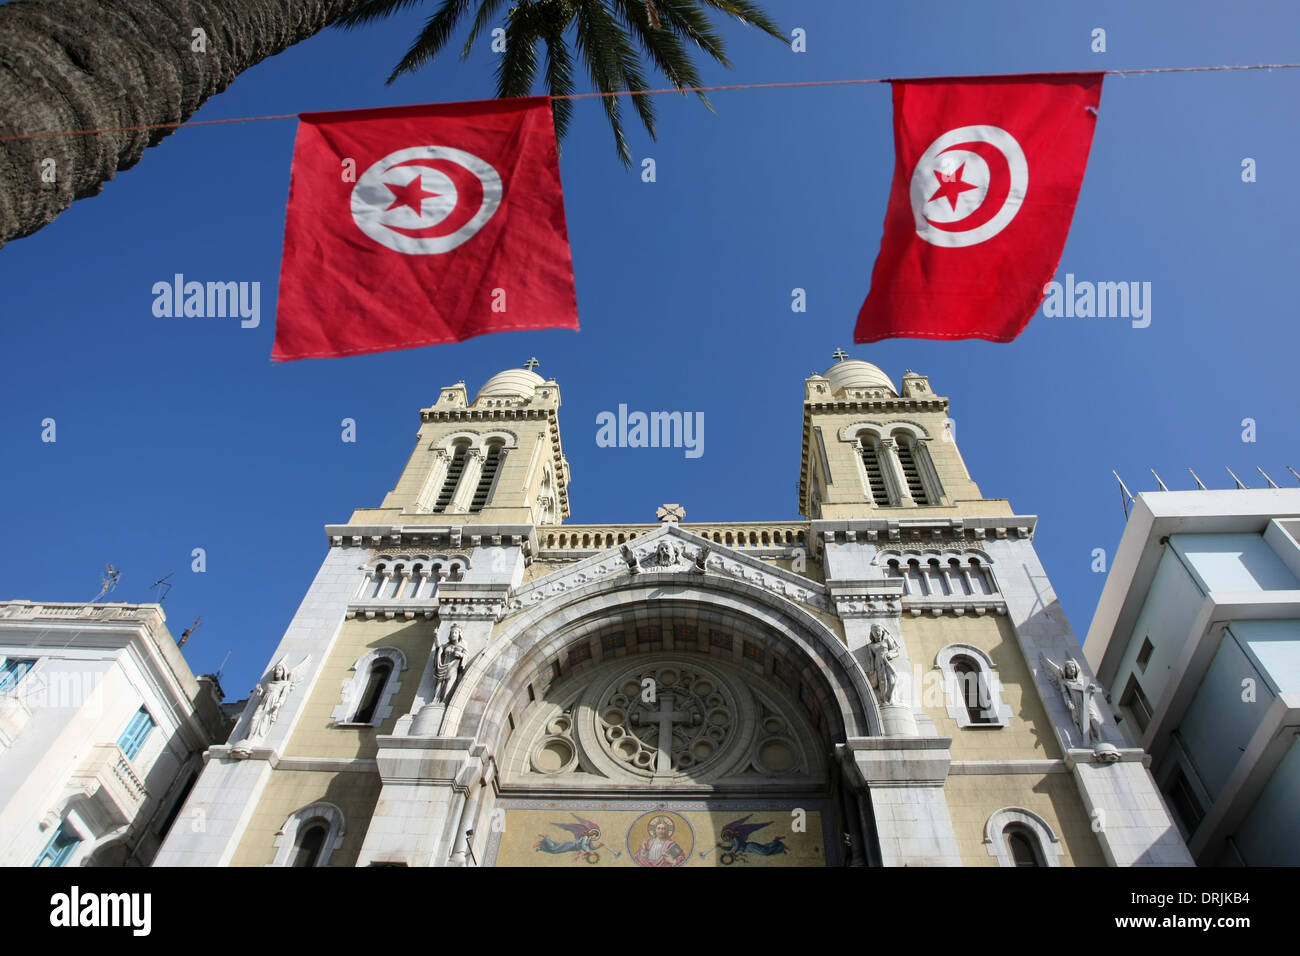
[447,779,483,866]
[852,438,880,507]
[355,738,484,867]
[879,438,915,507]
[415,448,452,514]
[840,737,963,866]
[449,448,484,514]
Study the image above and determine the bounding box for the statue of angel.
[233,654,311,753]
[1041,655,1105,747]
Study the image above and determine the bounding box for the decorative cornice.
[812,516,1037,545]
[503,525,832,618]
[902,597,1008,617]
[346,602,438,621]
[326,523,537,556]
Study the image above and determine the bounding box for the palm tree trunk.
[0,0,359,248]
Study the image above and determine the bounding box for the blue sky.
[1,0,1297,702]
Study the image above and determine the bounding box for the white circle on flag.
[351,146,503,254]
[909,125,1028,248]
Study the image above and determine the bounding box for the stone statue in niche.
[433,624,467,704]
[865,624,902,705]
[1042,655,1105,747]
[232,654,311,755]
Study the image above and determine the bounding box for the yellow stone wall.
[283,618,434,761]
[903,613,1063,761]
[230,770,382,867]
[946,773,1105,866]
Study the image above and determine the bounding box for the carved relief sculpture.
[432,624,467,704]
[1042,655,1105,747]
[232,654,311,755]
[865,623,902,705]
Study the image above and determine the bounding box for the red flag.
[273,97,578,360]
[855,73,1102,343]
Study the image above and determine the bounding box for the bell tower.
[376,360,571,526]
[799,352,983,519]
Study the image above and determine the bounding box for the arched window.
[352,660,393,724]
[470,443,503,512]
[293,817,330,867]
[984,808,1061,867]
[952,656,993,724]
[894,435,929,504]
[434,443,469,513]
[936,645,1010,728]
[332,648,407,727]
[858,435,889,504]
[271,802,346,867]
[1005,824,1043,867]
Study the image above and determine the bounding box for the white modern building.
[0,601,233,866]
[1084,488,1300,865]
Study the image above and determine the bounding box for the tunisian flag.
[855,73,1102,343]
[273,97,578,360]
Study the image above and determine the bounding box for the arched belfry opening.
[445,592,881,867]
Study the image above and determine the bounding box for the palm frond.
[459,0,512,60]
[384,0,476,81]
[335,0,433,30]
[611,0,704,92]
[584,2,656,140]
[573,3,633,165]
[652,0,731,67]
[541,33,576,143]
[694,0,784,41]
[494,5,542,99]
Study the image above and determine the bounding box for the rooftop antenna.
[1150,469,1169,491]
[91,564,120,603]
[1257,467,1280,489]
[150,572,174,603]
[1112,470,1135,520]
[216,649,232,682]
[1288,465,1300,486]
[178,617,202,648]
[1225,466,1249,489]
[1188,467,1207,490]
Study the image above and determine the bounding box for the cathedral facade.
[155,359,1192,867]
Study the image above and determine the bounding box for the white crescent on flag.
[351,145,503,255]
[909,125,1028,248]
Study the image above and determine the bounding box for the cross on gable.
[524,357,540,371]
[832,348,850,362]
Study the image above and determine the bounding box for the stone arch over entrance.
[444,573,881,748]
[439,574,882,867]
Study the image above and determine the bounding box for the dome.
[476,367,545,400]
[822,359,897,395]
